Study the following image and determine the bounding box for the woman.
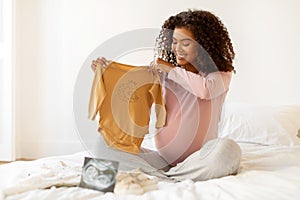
[91,9,241,182]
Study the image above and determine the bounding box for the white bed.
[1,103,300,200]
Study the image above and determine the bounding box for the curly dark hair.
[155,9,235,74]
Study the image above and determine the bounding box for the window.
[0,0,15,161]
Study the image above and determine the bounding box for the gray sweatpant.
[90,136,241,182]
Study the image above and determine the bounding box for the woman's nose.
[175,43,183,53]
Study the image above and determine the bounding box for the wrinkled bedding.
[1,143,300,200]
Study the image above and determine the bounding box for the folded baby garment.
[114,171,158,195]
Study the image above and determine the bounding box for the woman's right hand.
[148,58,174,75]
[91,57,110,72]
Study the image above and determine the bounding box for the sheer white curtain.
[0,0,15,161]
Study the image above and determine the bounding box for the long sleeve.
[167,67,232,100]
[88,66,106,120]
[149,76,166,128]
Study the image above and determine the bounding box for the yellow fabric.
[88,61,166,154]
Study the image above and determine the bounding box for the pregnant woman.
[91,9,241,182]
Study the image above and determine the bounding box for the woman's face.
[171,27,198,68]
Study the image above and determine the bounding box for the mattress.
[1,142,300,200]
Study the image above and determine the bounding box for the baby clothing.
[88,61,166,154]
[114,170,158,195]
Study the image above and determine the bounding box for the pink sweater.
[155,67,232,165]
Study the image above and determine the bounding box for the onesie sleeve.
[88,65,106,120]
[149,76,166,128]
[167,67,232,100]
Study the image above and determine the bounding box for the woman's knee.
[214,138,241,173]
[202,138,241,176]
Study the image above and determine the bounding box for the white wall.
[15,0,300,158]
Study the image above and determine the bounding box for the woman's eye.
[183,43,190,47]
[172,41,177,45]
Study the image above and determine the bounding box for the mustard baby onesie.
[88,61,166,154]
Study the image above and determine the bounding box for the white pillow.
[218,102,300,146]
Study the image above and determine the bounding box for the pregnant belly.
[154,122,207,166]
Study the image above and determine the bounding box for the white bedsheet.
[1,143,300,200]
